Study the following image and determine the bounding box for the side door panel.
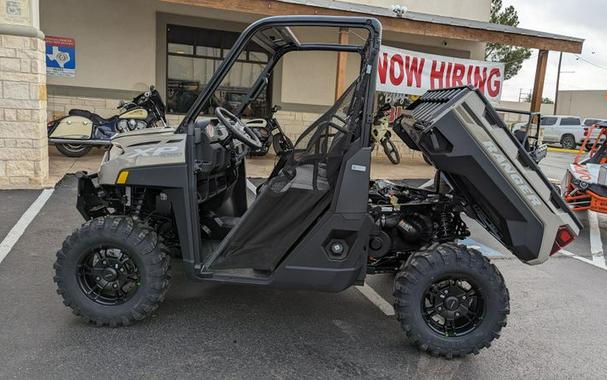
[541,117,558,142]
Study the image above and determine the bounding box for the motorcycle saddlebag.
[394,86,581,265]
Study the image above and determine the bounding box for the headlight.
[579,181,590,190]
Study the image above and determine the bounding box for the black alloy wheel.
[421,276,485,337]
[76,247,141,306]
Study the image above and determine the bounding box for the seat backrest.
[206,80,365,271]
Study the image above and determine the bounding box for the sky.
[500,0,607,101]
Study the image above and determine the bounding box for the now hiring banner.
[376,45,505,102]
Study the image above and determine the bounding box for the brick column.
[0,0,47,188]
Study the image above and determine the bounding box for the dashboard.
[194,118,248,172]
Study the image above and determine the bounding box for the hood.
[98,128,186,185]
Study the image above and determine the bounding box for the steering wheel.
[215,107,262,149]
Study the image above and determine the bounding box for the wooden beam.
[335,28,349,100]
[161,0,583,53]
[530,49,549,113]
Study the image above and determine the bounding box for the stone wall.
[47,94,118,121]
[0,34,48,187]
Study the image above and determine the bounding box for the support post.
[530,49,549,114]
[554,51,563,114]
[335,27,349,100]
[0,0,48,188]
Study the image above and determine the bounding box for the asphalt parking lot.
[1,151,607,379]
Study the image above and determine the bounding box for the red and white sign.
[377,46,505,101]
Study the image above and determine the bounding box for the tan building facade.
[556,90,607,119]
[0,0,583,188]
[38,0,492,165]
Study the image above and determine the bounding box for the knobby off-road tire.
[55,143,92,157]
[54,216,171,326]
[393,243,509,358]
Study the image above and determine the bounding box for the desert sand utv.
[54,16,581,358]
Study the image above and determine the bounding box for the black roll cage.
[177,15,382,141]
[172,16,382,277]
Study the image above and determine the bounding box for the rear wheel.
[54,216,171,326]
[381,138,401,164]
[55,143,92,157]
[393,243,509,358]
[560,134,576,150]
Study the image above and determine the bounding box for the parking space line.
[561,250,607,271]
[355,284,395,316]
[0,189,54,265]
[459,238,504,257]
[246,178,257,194]
[587,210,606,266]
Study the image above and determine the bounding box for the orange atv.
[562,121,607,212]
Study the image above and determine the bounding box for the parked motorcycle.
[371,103,400,164]
[246,105,294,156]
[48,85,167,157]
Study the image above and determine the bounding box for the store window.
[166,24,270,116]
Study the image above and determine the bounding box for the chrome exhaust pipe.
[48,138,111,146]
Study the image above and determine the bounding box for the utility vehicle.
[533,115,584,149]
[54,16,581,358]
[562,121,607,213]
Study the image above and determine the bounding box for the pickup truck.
[513,115,584,149]
[581,118,607,147]
[539,115,586,149]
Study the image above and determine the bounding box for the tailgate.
[393,86,582,265]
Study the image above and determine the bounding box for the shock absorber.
[132,188,146,219]
[439,209,451,238]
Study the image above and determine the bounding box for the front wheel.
[272,133,292,155]
[381,138,401,164]
[560,134,576,150]
[55,143,92,157]
[393,243,510,358]
[54,217,171,326]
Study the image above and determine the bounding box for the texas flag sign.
[46,36,76,78]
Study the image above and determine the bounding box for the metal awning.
[280,0,582,44]
[162,0,584,53]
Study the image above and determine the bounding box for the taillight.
[550,225,576,255]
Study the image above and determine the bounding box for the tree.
[523,94,554,104]
[485,0,532,80]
